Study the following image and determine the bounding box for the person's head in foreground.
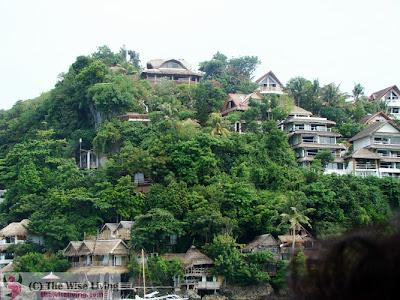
[289,216,400,300]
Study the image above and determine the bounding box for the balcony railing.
[356,164,377,170]
[71,260,127,267]
[185,267,210,276]
[258,86,282,92]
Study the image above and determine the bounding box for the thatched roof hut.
[162,246,214,268]
[63,239,129,257]
[242,234,279,253]
[0,219,29,237]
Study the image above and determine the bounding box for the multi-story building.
[279,106,346,174]
[370,85,400,119]
[346,120,400,178]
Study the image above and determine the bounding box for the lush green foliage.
[0,46,399,282]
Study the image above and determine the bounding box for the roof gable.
[359,111,393,125]
[255,71,283,86]
[349,121,400,142]
[100,223,118,233]
[370,85,400,101]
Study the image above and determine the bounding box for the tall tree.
[285,77,309,107]
[352,83,365,102]
[280,205,315,256]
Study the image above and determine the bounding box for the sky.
[0,0,399,110]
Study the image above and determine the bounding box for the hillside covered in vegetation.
[0,46,399,284]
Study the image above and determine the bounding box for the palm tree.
[280,206,315,257]
[206,112,230,137]
[285,77,308,107]
[352,83,364,102]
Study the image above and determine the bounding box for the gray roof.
[118,221,134,229]
[370,85,400,101]
[349,121,400,142]
[346,148,381,160]
[242,234,279,252]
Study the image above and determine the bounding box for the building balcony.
[356,164,377,170]
[258,86,283,93]
[71,260,127,268]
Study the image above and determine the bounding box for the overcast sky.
[0,0,398,110]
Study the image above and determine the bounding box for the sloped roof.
[92,239,129,255]
[63,241,83,257]
[370,85,400,101]
[290,105,313,116]
[255,71,283,86]
[0,219,30,237]
[349,121,400,142]
[278,235,304,243]
[162,246,214,267]
[221,92,263,115]
[117,221,134,229]
[346,148,381,160]
[242,234,279,252]
[359,111,393,125]
[63,239,129,257]
[146,58,191,70]
[100,223,118,233]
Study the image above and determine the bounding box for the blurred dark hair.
[289,216,400,300]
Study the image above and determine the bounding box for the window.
[114,256,122,266]
[392,107,400,114]
[374,137,389,144]
[302,136,316,143]
[320,136,336,144]
[306,149,318,156]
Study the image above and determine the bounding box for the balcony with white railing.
[356,164,377,170]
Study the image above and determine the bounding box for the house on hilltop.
[346,120,400,178]
[142,58,203,84]
[255,71,284,95]
[370,85,400,119]
[279,106,346,174]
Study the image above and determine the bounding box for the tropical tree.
[352,83,365,102]
[206,112,231,137]
[285,77,309,107]
[280,205,315,256]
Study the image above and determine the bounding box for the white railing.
[356,164,377,170]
